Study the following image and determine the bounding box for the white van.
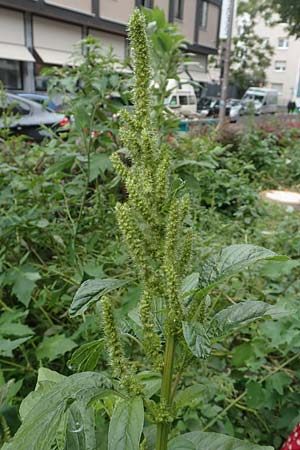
[164,79,198,115]
[242,87,278,115]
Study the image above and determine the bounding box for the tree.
[271,0,300,37]
[229,0,274,95]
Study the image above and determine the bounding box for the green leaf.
[136,372,161,398]
[10,265,41,307]
[168,431,274,450]
[0,322,34,337]
[89,153,112,181]
[209,300,288,337]
[182,321,211,359]
[199,244,287,292]
[108,396,144,450]
[68,340,103,372]
[0,337,32,357]
[36,334,77,362]
[69,278,127,317]
[175,384,206,409]
[3,372,110,450]
[181,273,199,304]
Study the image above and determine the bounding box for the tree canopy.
[271,0,300,37]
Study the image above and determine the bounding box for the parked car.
[0,93,69,141]
[16,93,63,112]
[197,97,232,117]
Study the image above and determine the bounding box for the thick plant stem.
[155,334,176,450]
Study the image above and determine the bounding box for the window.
[271,83,283,93]
[189,96,196,105]
[179,95,188,105]
[174,0,184,20]
[0,59,22,90]
[141,0,153,8]
[9,100,31,116]
[275,60,287,72]
[200,1,208,29]
[278,37,289,49]
[169,95,178,106]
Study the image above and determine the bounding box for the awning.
[0,42,35,62]
[35,47,73,65]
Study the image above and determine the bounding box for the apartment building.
[0,0,222,92]
[254,19,300,107]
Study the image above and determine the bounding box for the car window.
[169,95,178,106]
[9,100,31,116]
[179,96,188,105]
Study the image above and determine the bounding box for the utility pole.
[219,0,235,129]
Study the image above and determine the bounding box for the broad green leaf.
[108,396,144,450]
[199,244,287,292]
[209,300,288,337]
[69,278,126,317]
[3,372,111,450]
[168,431,274,450]
[68,340,103,372]
[20,368,66,422]
[182,321,211,359]
[36,334,77,362]
[174,384,206,409]
[181,273,199,304]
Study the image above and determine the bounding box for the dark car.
[0,93,69,141]
[197,96,235,117]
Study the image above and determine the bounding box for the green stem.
[155,334,176,450]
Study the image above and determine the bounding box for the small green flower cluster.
[102,8,192,393]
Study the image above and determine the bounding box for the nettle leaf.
[108,396,144,450]
[182,322,211,359]
[0,337,32,357]
[3,372,112,450]
[68,340,104,372]
[70,278,127,317]
[9,265,41,307]
[199,244,287,292]
[209,300,288,337]
[168,431,274,450]
[36,334,77,362]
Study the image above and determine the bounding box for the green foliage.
[3,7,300,450]
[271,0,300,37]
[169,431,273,450]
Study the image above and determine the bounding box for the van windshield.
[243,93,264,102]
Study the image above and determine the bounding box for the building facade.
[0,0,222,92]
[254,19,300,107]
